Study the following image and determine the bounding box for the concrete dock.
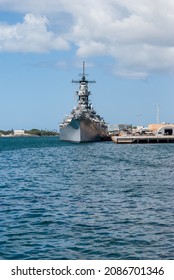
[111,135,174,144]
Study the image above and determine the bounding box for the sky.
[0,0,174,130]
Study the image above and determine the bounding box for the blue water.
[0,137,174,260]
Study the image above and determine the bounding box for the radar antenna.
[72,61,96,84]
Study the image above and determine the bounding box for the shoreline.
[0,134,59,138]
[0,129,59,137]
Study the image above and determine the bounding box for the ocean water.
[0,136,174,260]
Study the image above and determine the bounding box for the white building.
[148,124,174,136]
[14,129,25,136]
[157,126,174,135]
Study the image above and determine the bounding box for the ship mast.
[72,61,96,84]
[72,62,96,108]
[82,61,85,80]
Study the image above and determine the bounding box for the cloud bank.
[0,0,174,77]
[0,13,69,52]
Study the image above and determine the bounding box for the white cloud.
[0,0,174,77]
[0,13,69,52]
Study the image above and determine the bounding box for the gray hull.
[60,118,108,142]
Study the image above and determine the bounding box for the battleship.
[59,62,109,142]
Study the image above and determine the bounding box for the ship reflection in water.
[59,62,109,142]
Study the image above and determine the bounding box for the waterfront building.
[14,129,25,136]
[148,124,174,135]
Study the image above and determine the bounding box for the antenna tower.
[157,104,160,124]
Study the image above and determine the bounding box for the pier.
[111,135,174,144]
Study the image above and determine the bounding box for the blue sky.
[0,0,174,130]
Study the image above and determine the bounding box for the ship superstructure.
[59,62,109,142]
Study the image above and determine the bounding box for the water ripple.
[0,137,174,259]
